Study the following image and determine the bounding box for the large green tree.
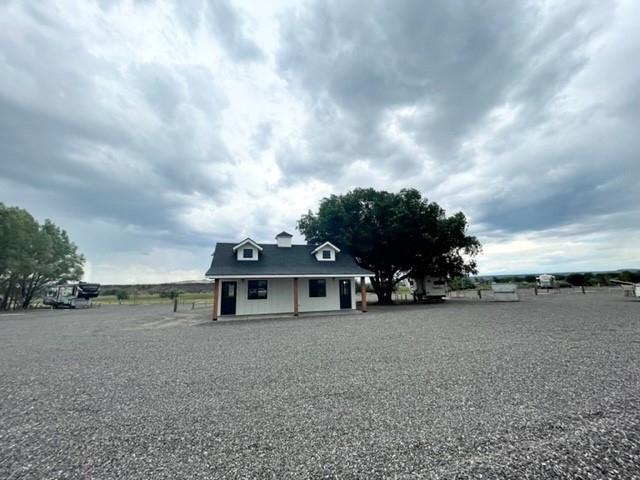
[0,204,85,310]
[298,188,481,304]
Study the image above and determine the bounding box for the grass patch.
[96,292,212,305]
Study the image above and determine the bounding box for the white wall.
[298,278,341,312]
[235,278,294,315]
[217,277,357,316]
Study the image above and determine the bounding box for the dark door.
[220,282,237,315]
[339,280,352,309]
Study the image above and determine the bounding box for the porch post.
[293,277,299,316]
[360,276,367,313]
[212,279,219,321]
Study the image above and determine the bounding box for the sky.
[1,0,639,284]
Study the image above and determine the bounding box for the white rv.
[536,274,556,289]
[44,282,100,309]
[410,276,448,302]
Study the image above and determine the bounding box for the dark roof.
[275,231,293,238]
[206,243,374,277]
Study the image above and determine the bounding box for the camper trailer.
[410,276,448,302]
[43,282,100,309]
[610,279,640,299]
[536,274,556,289]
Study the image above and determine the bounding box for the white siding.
[235,279,294,315]
[216,277,359,317]
[298,278,341,312]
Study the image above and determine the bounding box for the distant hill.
[476,268,638,279]
[100,282,212,296]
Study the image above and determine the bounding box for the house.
[205,232,375,320]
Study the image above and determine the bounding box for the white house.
[205,232,375,320]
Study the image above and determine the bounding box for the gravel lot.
[1,289,639,479]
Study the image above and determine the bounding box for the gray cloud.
[277,1,531,160]
[1,0,638,281]
[173,0,264,62]
[275,0,638,241]
[251,122,272,151]
[0,4,232,243]
[276,1,609,166]
[206,0,264,62]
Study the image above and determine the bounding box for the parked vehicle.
[43,282,100,309]
[610,279,640,298]
[536,274,556,289]
[410,276,448,302]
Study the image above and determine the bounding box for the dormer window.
[311,241,340,261]
[232,238,263,261]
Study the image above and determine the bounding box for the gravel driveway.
[1,290,639,478]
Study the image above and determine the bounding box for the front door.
[339,279,352,309]
[220,281,237,315]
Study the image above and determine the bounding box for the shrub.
[115,290,129,301]
[159,289,182,300]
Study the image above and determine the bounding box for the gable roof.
[311,241,341,254]
[232,238,263,252]
[206,243,373,278]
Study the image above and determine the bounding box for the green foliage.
[566,273,586,286]
[618,270,640,283]
[159,289,182,300]
[449,276,476,291]
[298,188,481,304]
[115,290,130,301]
[1,204,85,310]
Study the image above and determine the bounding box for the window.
[243,248,253,259]
[322,250,331,259]
[309,279,326,297]
[248,280,268,300]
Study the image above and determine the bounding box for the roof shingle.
[205,243,373,277]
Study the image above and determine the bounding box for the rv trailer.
[43,282,101,309]
[536,274,556,289]
[410,276,448,302]
[610,279,640,299]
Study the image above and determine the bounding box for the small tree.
[1,204,84,310]
[159,289,182,300]
[115,290,129,302]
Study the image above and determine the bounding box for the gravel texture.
[1,290,639,479]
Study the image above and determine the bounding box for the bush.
[115,290,129,301]
[159,289,182,300]
[449,276,475,291]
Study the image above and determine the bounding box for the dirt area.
[1,288,638,478]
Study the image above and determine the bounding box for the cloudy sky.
[1,0,639,284]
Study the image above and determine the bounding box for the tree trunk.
[1,284,15,311]
[20,274,41,309]
[371,279,395,305]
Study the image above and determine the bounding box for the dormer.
[232,238,263,261]
[311,241,340,261]
[275,231,293,248]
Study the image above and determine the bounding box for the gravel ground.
[1,289,639,479]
